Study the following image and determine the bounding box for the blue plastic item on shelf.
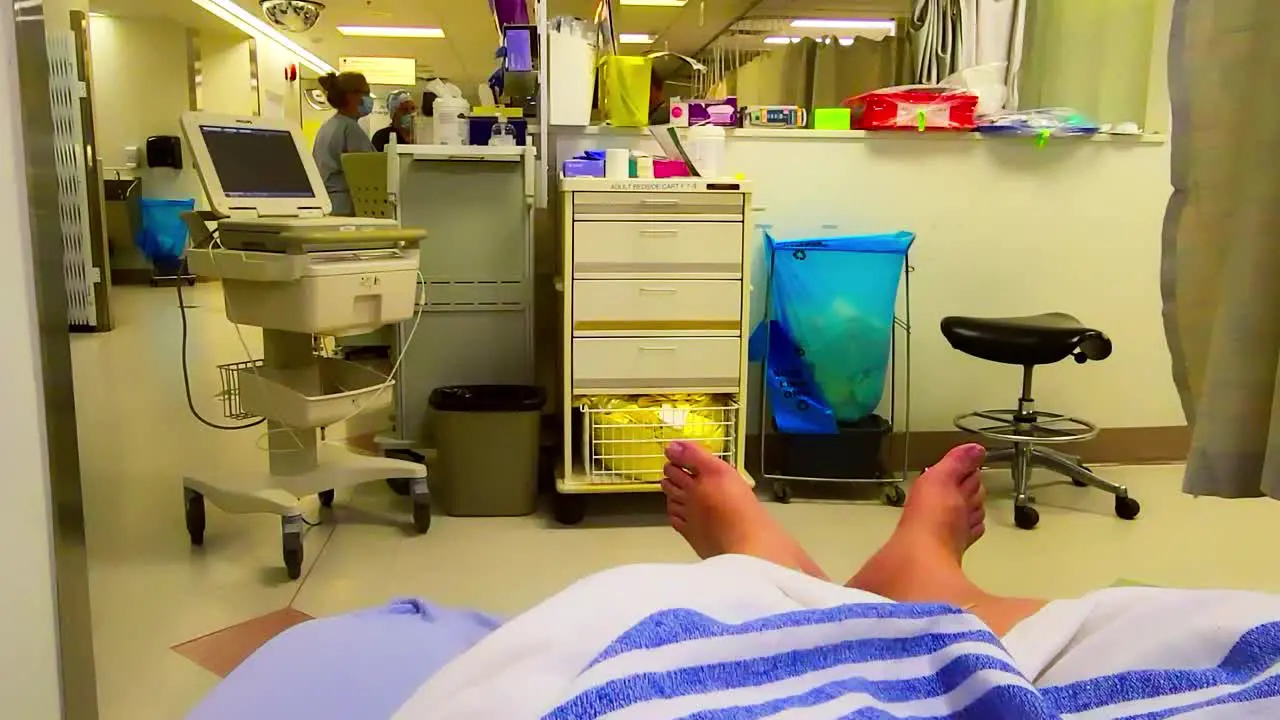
[138,197,196,263]
[752,226,914,435]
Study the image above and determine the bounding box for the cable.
[177,280,267,431]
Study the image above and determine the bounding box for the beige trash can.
[430,385,547,517]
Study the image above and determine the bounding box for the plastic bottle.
[687,124,726,179]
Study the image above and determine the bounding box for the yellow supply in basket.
[587,395,729,481]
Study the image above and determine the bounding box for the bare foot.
[845,444,1047,635]
[661,441,829,580]
[847,443,989,603]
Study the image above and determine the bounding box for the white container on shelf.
[433,97,471,146]
[549,30,596,126]
[687,124,727,179]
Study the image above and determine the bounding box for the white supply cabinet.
[555,177,754,525]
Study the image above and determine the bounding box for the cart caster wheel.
[319,490,335,508]
[1115,496,1141,521]
[553,494,587,526]
[882,484,907,507]
[282,535,304,581]
[412,500,432,534]
[1014,504,1040,530]
[185,490,206,546]
[385,478,412,496]
[773,482,793,504]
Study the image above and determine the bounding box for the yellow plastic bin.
[430,385,547,517]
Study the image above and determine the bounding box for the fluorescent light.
[790,18,898,31]
[190,0,335,75]
[620,0,688,6]
[337,26,446,39]
[763,36,801,45]
[619,33,655,44]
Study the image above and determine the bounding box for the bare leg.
[846,444,1046,636]
[661,441,829,580]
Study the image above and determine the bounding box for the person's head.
[650,69,666,111]
[386,90,418,130]
[319,72,372,117]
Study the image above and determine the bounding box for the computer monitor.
[181,112,332,218]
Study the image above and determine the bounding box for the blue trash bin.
[752,226,914,434]
[138,198,196,263]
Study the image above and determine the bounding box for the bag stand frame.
[759,252,913,506]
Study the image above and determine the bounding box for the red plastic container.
[844,87,979,131]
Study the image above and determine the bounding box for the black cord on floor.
[177,281,266,431]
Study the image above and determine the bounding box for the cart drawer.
[573,191,744,219]
[573,221,744,277]
[573,337,742,392]
[573,280,742,335]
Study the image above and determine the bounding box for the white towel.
[394,556,1280,718]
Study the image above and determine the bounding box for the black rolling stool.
[940,313,1141,530]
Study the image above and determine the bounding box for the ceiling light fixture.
[619,33,655,44]
[619,0,688,6]
[336,26,446,38]
[790,18,897,31]
[190,0,335,75]
[764,35,858,45]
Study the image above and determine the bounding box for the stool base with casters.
[943,314,1140,530]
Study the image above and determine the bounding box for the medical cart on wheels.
[555,177,756,525]
[178,113,432,580]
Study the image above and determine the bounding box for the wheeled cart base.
[183,446,430,579]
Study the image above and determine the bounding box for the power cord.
[176,280,266,431]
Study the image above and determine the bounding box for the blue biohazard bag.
[138,198,196,263]
[751,227,914,434]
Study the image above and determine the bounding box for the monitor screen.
[200,125,314,199]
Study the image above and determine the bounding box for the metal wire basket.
[216,359,264,421]
[582,397,740,484]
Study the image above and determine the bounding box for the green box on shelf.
[813,108,852,131]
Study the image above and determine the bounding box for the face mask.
[398,113,414,130]
[357,95,374,117]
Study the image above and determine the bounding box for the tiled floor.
[74,285,1280,720]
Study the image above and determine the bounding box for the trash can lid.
[429,385,547,412]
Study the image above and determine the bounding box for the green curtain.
[1018,0,1160,125]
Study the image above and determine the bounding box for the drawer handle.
[638,287,678,294]
[639,229,680,236]
[640,199,681,207]
[640,346,678,352]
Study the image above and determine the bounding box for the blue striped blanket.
[394,556,1280,719]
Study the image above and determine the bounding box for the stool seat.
[941,313,1113,366]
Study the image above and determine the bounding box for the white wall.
[557,131,1184,432]
[200,31,255,116]
[1,4,65,719]
[255,40,302,125]
[88,15,202,202]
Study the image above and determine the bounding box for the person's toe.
[930,444,988,483]
[958,471,985,505]
[661,475,688,503]
[663,462,695,490]
[969,521,986,544]
[666,441,727,478]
